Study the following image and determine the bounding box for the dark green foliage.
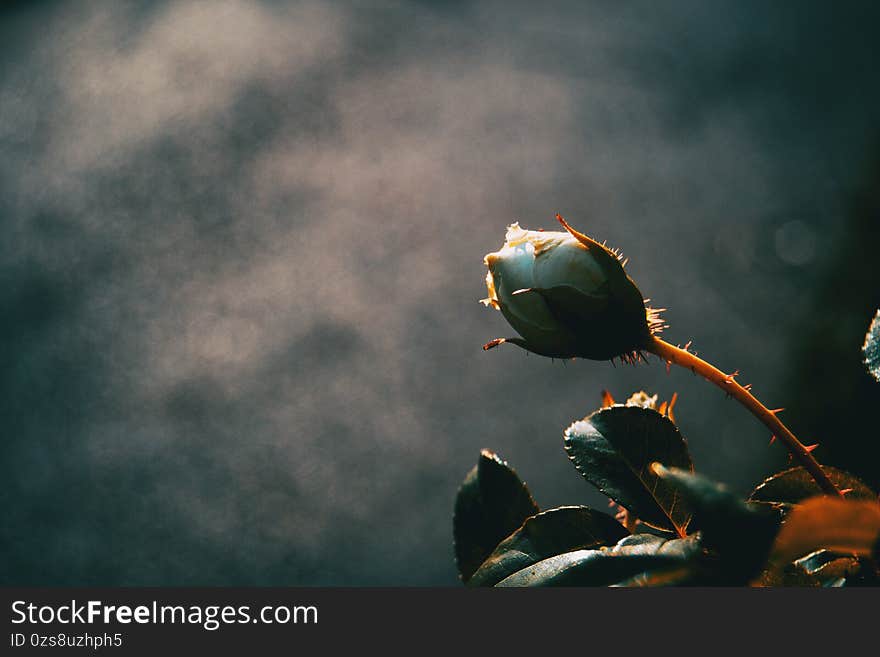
[796,551,860,582]
[864,309,880,382]
[468,506,629,586]
[747,468,880,586]
[749,465,876,513]
[455,390,880,586]
[564,406,693,534]
[495,534,700,587]
[795,551,877,587]
[652,465,781,584]
[453,449,539,583]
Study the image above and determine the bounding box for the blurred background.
[2,0,879,585]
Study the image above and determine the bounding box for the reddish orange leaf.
[770,497,880,567]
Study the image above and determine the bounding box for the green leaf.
[652,465,782,584]
[864,309,880,382]
[769,497,880,567]
[495,534,700,587]
[468,506,629,587]
[796,551,880,587]
[753,550,860,587]
[795,551,861,581]
[453,450,539,582]
[749,466,877,513]
[564,406,694,534]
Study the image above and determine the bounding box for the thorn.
[840,488,853,496]
[683,340,693,352]
[724,370,740,383]
[768,435,776,446]
[658,401,667,416]
[666,360,672,375]
[601,390,616,408]
[804,443,819,453]
[768,408,784,415]
[743,383,753,392]
[621,258,629,267]
[482,338,506,351]
[667,392,678,423]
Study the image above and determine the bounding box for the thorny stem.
[645,336,842,498]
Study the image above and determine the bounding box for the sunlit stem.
[645,336,842,497]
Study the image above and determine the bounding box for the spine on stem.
[645,336,841,497]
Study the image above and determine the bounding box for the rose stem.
[645,335,842,497]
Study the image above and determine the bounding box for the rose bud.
[481,214,661,361]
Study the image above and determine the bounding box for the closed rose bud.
[481,214,659,360]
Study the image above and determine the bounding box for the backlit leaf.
[749,466,876,512]
[653,465,782,584]
[564,406,693,535]
[769,497,880,567]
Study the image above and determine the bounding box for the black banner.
[1,587,876,654]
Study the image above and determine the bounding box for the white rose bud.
[481,214,660,361]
